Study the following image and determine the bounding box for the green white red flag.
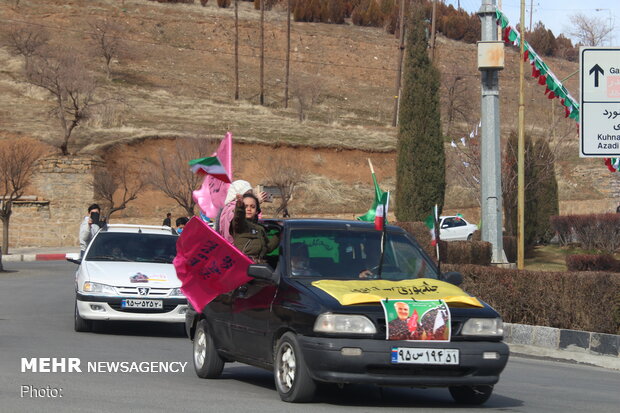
[357,159,387,224]
[374,191,390,231]
[424,205,439,247]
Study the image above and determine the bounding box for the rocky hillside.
[0,0,618,219]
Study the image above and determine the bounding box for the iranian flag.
[374,191,389,231]
[357,159,387,223]
[191,132,233,218]
[424,205,439,247]
[189,156,230,182]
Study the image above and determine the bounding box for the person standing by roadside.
[79,204,102,257]
[162,212,172,227]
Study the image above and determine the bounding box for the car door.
[440,217,456,240]
[203,292,235,353]
[230,279,278,363]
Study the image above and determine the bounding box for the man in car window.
[290,243,319,276]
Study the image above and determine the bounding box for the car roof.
[100,224,176,236]
[262,218,407,233]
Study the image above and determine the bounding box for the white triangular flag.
[451,140,457,148]
[433,310,445,333]
[460,137,466,146]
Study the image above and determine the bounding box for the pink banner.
[193,132,233,218]
[173,216,253,312]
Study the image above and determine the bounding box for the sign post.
[580,47,620,157]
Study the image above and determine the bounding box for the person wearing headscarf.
[231,193,279,262]
[215,180,253,243]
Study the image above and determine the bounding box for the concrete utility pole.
[517,0,526,268]
[478,0,507,264]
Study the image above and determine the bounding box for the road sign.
[580,47,620,157]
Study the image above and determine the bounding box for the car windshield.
[85,232,177,263]
[288,228,438,280]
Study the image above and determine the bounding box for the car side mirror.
[441,224,448,229]
[441,271,463,286]
[66,252,82,265]
[247,264,277,282]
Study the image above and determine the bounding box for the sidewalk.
[1,246,80,262]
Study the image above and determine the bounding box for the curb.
[2,253,68,262]
[504,322,620,370]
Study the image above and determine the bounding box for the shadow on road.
[90,320,187,338]
[214,365,524,408]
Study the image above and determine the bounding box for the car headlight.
[170,287,185,297]
[313,313,376,335]
[462,318,503,336]
[82,281,116,295]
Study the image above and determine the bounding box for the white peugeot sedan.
[439,216,478,241]
[70,224,187,332]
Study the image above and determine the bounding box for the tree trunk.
[1,215,9,255]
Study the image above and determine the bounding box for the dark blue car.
[185,219,508,404]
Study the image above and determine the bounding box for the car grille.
[366,365,474,377]
[108,303,180,313]
[115,287,173,297]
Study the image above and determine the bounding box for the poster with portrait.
[381,299,451,342]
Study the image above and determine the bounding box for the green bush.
[447,264,620,335]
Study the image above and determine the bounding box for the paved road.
[1,261,618,412]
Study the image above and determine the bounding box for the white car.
[69,224,187,332]
[439,216,478,241]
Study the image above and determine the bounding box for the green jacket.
[231,201,279,259]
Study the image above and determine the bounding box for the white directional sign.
[580,47,620,157]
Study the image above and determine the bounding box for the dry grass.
[0,0,618,217]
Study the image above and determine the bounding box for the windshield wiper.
[87,255,131,262]
[150,257,173,263]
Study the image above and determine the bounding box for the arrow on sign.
[589,64,605,87]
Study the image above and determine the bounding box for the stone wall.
[9,156,105,248]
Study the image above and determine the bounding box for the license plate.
[121,299,163,309]
[391,347,459,365]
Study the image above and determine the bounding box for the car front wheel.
[74,299,92,332]
[193,320,224,379]
[274,332,316,403]
[449,385,494,405]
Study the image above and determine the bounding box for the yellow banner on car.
[311,278,482,307]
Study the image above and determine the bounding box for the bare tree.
[148,138,216,217]
[92,163,145,222]
[25,50,98,155]
[441,65,472,137]
[0,138,45,258]
[290,73,323,122]
[3,24,50,61]
[88,19,125,80]
[567,13,614,46]
[262,152,306,217]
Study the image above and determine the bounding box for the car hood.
[81,261,181,288]
[287,278,500,318]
